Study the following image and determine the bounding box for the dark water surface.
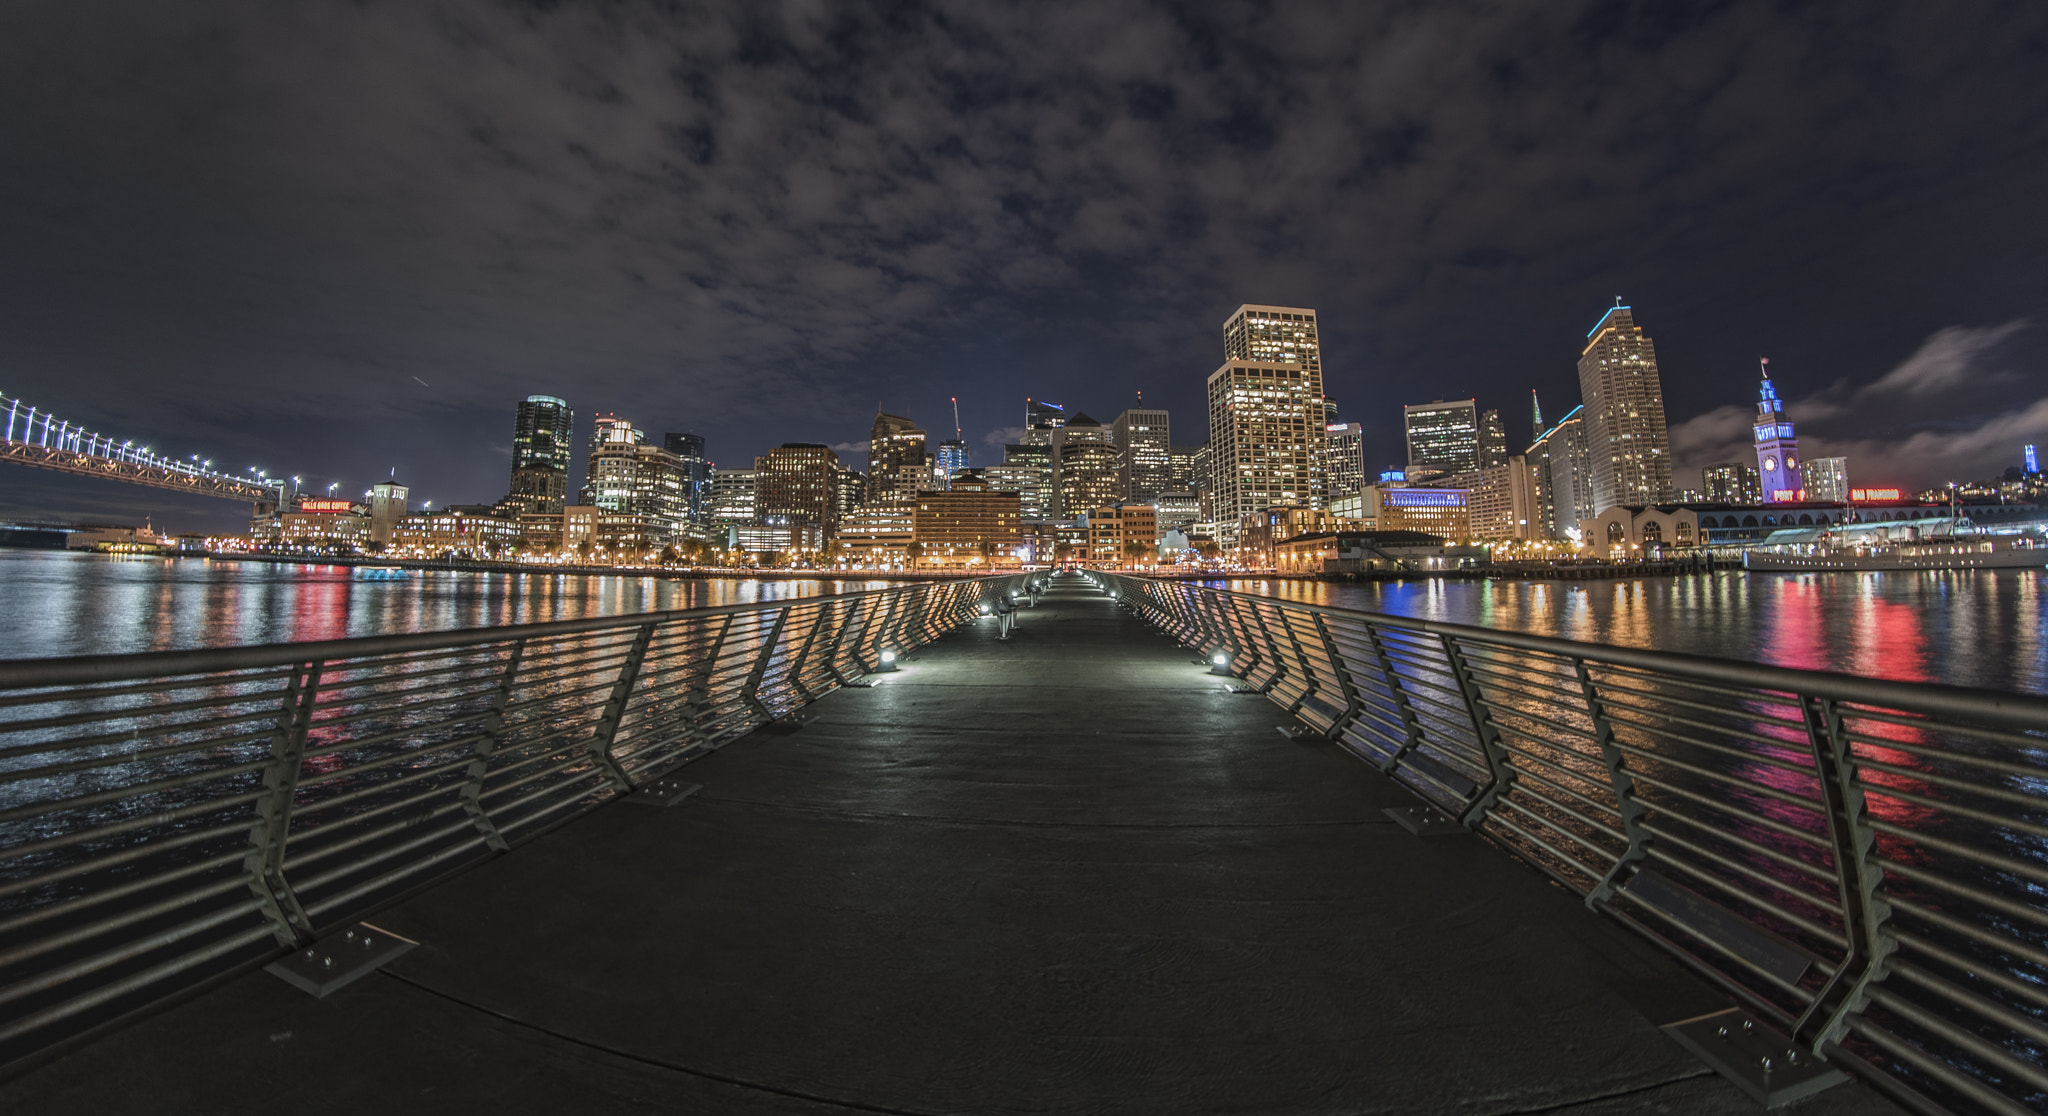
[1212,569,2048,693]
[0,550,904,661]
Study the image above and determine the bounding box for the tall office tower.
[1048,413,1120,519]
[1751,360,1804,502]
[1404,400,1481,475]
[1803,456,1849,503]
[1021,399,1068,446]
[1703,463,1764,504]
[1325,422,1368,503]
[833,465,865,522]
[1169,444,1205,491]
[754,443,843,535]
[507,395,574,514]
[1208,304,1330,544]
[1479,409,1508,469]
[582,415,686,539]
[984,463,1050,521]
[867,412,928,502]
[663,433,710,525]
[1528,405,1593,540]
[1112,407,1172,500]
[934,439,971,489]
[1578,302,1674,511]
[2028,445,2041,475]
[1531,390,1544,444]
[708,468,757,527]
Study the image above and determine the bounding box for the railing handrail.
[0,577,991,689]
[1145,576,2048,729]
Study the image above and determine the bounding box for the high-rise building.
[868,412,928,503]
[1577,303,1674,511]
[1208,305,1329,544]
[1752,360,1804,502]
[663,433,710,526]
[910,474,1022,569]
[1702,462,1764,504]
[368,480,409,548]
[1530,390,1545,444]
[1803,456,1849,503]
[1404,400,1481,475]
[1465,458,1541,541]
[581,415,685,539]
[1529,405,1593,541]
[833,465,866,524]
[1169,444,1205,491]
[1049,413,1120,519]
[507,395,574,514]
[1479,408,1508,469]
[1326,423,1368,503]
[984,464,1050,521]
[753,443,842,535]
[1021,399,1068,446]
[708,468,757,527]
[934,439,971,489]
[1112,406,1172,500]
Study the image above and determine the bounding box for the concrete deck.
[4,574,1900,1114]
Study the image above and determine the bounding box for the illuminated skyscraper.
[1703,462,1763,504]
[1529,405,1593,540]
[1479,409,1508,469]
[1404,400,1480,475]
[935,439,971,489]
[1208,304,1329,544]
[581,415,685,540]
[754,443,842,535]
[507,395,573,514]
[1751,360,1804,502]
[1577,303,1673,510]
[1050,413,1120,519]
[867,412,928,502]
[1021,400,1068,446]
[1803,456,1849,503]
[1112,406,1171,500]
[663,432,710,526]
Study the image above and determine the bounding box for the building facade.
[582,416,685,541]
[663,432,710,527]
[1577,303,1674,511]
[1085,503,1158,566]
[1207,304,1329,545]
[1404,400,1481,476]
[507,395,574,515]
[708,468,757,528]
[1804,456,1849,503]
[868,412,928,502]
[911,478,1023,568]
[1479,408,1508,469]
[1366,486,1471,538]
[1049,413,1120,519]
[1112,407,1172,500]
[984,463,1050,521]
[1464,458,1542,541]
[934,439,971,488]
[1703,462,1764,504]
[753,443,842,536]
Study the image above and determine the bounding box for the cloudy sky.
[2,1,2045,532]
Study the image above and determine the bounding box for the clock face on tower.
[1786,455,1798,470]
[1764,457,1778,472]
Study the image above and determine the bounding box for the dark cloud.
[1,1,2046,531]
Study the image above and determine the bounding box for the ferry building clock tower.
[1752,359,1803,502]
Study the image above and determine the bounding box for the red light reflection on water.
[288,569,352,645]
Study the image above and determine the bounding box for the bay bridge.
[1,392,289,506]
[0,572,2042,1113]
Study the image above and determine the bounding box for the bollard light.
[877,648,900,673]
[1210,651,1233,676]
[979,602,992,616]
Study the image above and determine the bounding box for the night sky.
[3,1,2046,534]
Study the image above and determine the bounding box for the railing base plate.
[266,923,416,999]
[1275,725,1319,741]
[1383,804,1466,837]
[628,778,702,807]
[1662,1008,1845,1107]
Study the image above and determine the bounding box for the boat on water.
[1743,515,2048,572]
[352,566,411,580]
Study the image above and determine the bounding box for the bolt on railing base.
[1382,804,1467,837]
[627,778,703,808]
[265,923,417,999]
[1662,1008,1847,1107]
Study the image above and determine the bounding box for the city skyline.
[1,4,2046,533]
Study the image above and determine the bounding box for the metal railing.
[1100,573,2048,1116]
[0,576,1013,1072]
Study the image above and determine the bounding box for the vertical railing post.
[1439,634,1514,826]
[460,638,526,853]
[244,659,323,947]
[1274,608,1320,714]
[1367,623,1426,773]
[1576,657,1650,908]
[1793,694,1896,1053]
[822,598,860,686]
[1311,613,1362,736]
[739,607,791,722]
[588,622,656,792]
[784,604,828,702]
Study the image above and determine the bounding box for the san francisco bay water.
[2,550,2043,693]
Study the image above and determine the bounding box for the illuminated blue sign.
[2028,444,2040,475]
[1386,490,1465,509]
[1378,469,1406,483]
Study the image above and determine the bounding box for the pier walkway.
[3,576,1898,1114]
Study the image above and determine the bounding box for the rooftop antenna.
[1760,357,1771,379]
[951,396,962,442]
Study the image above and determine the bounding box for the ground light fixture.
[1210,651,1234,676]
[876,649,900,672]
